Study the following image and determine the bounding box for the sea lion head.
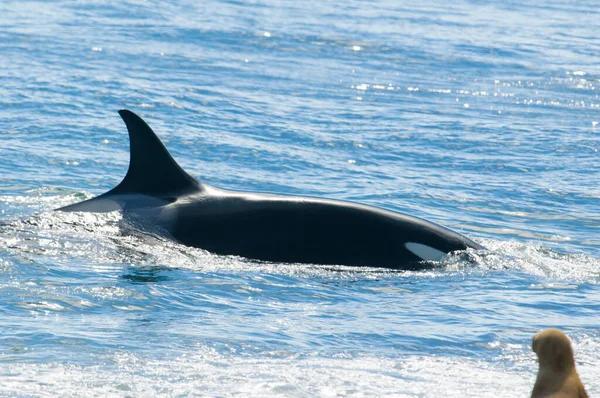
[532,328,575,372]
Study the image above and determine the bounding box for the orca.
[58,110,483,270]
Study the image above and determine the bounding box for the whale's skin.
[58,110,483,270]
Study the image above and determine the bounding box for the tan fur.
[531,328,588,398]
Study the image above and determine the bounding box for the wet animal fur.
[531,328,588,398]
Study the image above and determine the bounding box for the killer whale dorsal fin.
[108,109,201,197]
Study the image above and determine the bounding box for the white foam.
[0,352,543,397]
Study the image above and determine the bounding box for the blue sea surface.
[1,0,599,396]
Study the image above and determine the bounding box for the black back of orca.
[58,110,483,270]
[169,194,478,269]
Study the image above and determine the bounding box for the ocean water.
[1,0,599,396]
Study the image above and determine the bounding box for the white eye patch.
[404,242,447,262]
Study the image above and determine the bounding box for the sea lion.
[531,328,588,398]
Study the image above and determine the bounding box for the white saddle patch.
[404,242,447,262]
